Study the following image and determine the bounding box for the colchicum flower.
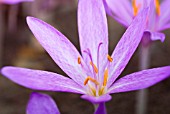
[0,0,33,4]
[27,92,60,114]
[1,0,170,104]
[104,0,170,42]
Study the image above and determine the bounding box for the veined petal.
[109,66,170,93]
[150,32,165,42]
[104,0,132,27]
[81,94,111,104]
[1,66,85,94]
[108,8,149,87]
[95,102,106,114]
[1,0,33,4]
[26,92,60,114]
[78,0,108,75]
[26,17,87,86]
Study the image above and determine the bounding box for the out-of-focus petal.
[1,0,33,4]
[26,92,60,114]
[108,8,149,87]
[26,17,87,86]
[109,66,170,93]
[158,0,170,29]
[78,0,108,79]
[150,32,165,42]
[1,66,85,94]
[104,0,132,27]
[94,102,106,114]
[81,94,111,104]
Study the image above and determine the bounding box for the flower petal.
[108,8,149,87]
[150,32,165,42]
[26,92,60,114]
[81,94,111,104]
[1,0,33,4]
[94,102,106,114]
[109,66,170,93]
[1,66,85,94]
[78,0,108,77]
[26,17,87,85]
[158,0,170,29]
[104,0,132,27]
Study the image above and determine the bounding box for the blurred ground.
[0,1,170,114]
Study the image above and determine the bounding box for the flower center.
[78,54,113,96]
[154,0,160,16]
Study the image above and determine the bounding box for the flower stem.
[136,33,151,114]
[94,102,107,114]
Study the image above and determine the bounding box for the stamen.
[107,55,113,62]
[132,0,140,16]
[88,85,96,96]
[98,86,105,96]
[90,62,98,74]
[103,69,108,86]
[155,0,160,16]
[84,76,99,85]
[78,57,81,64]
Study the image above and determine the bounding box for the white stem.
[136,37,151,114]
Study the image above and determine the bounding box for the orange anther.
[132,0,140,16]
[78,57,81,64]
[84,76,99,85]
[155,0,160,16]
[107,55,113,62]
[103,69,108,86]
[90,62,98,74]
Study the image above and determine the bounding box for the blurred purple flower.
[1,0,170,104]
[0,0,33,4]
[104,0,170,42]
[27,92,60,114]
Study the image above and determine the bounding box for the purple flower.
[1,0,170,104]
[27,92,60,114]
[104,0,170,42]
[0,0,33,4]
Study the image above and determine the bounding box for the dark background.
[0,1,170,114]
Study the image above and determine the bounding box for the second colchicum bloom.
[1,0,170,103]
[104,0,170,42]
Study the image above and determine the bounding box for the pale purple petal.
[104,0,132,27]
[158,0,170,29]
[95,102,106,114]
[1,0,33,4]
[109,66,170,93]
[27,92,60,114]
[108,8,149,87]
[158,23,170,31]
[150,32,165,42]
[1,66,85,94]
[27,17,87,86]
[81,94,111,104]
[78,0,108,78]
